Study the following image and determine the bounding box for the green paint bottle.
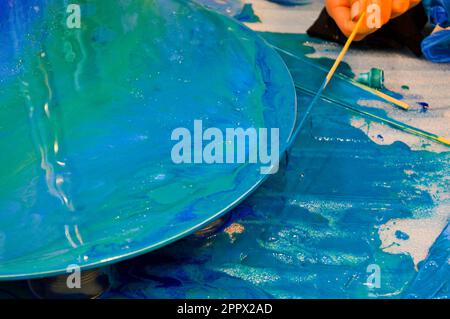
[357,68,384,89]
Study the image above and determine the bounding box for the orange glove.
[325,0,421,41]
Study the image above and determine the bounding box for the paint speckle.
[224,222,245,242]
[401,85,410,90]
[418,102,430,113]
[404,170,415,176]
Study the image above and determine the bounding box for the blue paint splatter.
[395,230,410,241]
[418,102,430,113]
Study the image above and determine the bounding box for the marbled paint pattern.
[0,0,296,279]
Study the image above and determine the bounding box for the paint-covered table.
[1,0,449,298]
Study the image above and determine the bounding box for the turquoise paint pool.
[0,0,297,279]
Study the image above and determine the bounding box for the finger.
[391,0,410,18]
[351,0,367,21]
[361,0,391,34]
[351,0,391,36]
[329,5,357,37]
[326,0,379,41]
[325,0,352,16]
[370,0,392,25]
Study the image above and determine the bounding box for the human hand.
[325,0,421,41]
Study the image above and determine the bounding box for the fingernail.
[351,1,360,20]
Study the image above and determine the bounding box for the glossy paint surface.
[195,0,244,16]
[0,0,296,279]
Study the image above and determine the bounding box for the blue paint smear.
[234,4,261,23]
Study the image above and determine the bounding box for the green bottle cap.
[357,68,384,89]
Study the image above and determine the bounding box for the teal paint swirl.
[0,0,296,279]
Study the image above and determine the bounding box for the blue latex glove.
[423,0,450,25]
[421,0,450,62]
